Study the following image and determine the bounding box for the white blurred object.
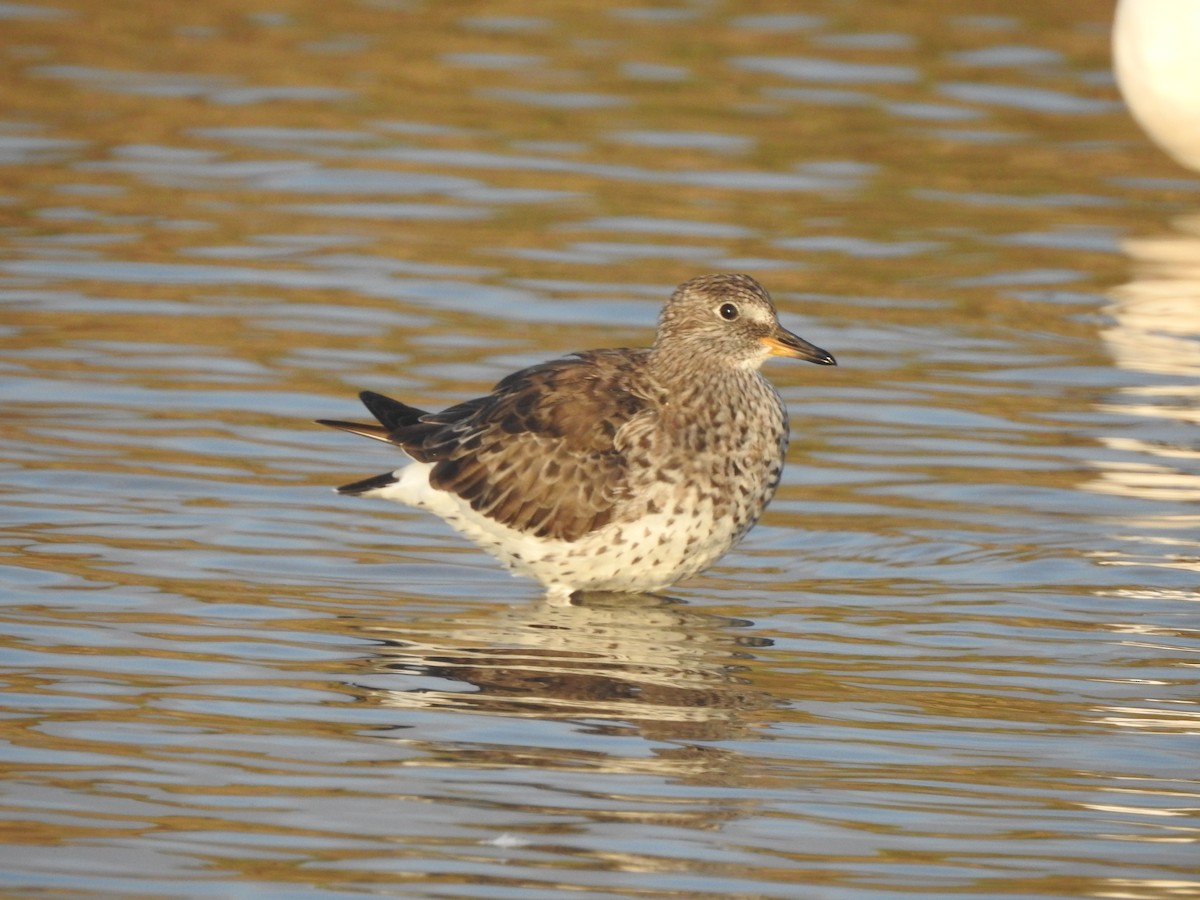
[1113,0,1200,170]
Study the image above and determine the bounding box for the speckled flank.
[319,273,835,595]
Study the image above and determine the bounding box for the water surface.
[2,1,1198,897]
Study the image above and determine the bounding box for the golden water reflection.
[3,0,1200,895]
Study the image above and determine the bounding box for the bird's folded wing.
[399,351,654,542]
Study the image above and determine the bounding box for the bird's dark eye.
[719,302,739,321]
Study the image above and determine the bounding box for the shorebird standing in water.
[319,274,836,598]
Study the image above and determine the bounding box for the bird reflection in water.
[346,591,778,748]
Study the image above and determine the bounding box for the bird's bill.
[761,329,837,366]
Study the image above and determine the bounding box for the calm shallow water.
[2,1,1198,897]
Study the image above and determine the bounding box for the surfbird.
[318,273,836,597]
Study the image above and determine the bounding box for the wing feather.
[379,350,656,541]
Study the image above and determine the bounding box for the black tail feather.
[360,391,427,431]
[335,471,399,495]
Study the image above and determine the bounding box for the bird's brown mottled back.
[368,350,655,541]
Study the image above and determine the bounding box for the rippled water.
[2,1,1198,897]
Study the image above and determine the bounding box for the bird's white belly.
[367,462,746,596]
